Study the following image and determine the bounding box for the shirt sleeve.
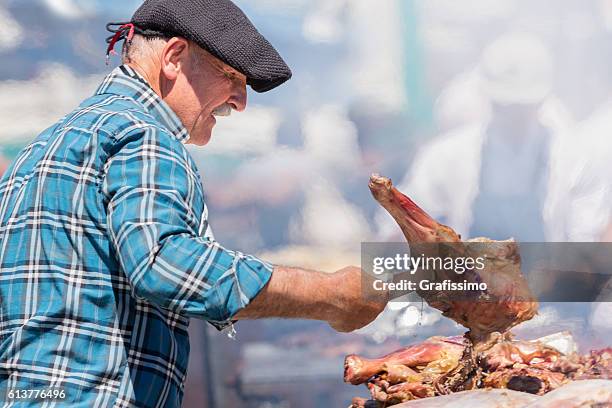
[101,127,273,326]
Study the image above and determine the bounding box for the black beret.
[108,0,292,93]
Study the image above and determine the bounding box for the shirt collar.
[95,65,190,143]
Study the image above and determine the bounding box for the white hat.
[479,31,554,105]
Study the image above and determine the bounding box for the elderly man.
[0,1,386,406]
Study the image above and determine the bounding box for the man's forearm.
[234,265,387,333]
[234,266,340,322]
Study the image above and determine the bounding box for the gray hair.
[121,34,169,64]
[121,34,211,68]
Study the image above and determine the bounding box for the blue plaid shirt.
[0,65,273,407]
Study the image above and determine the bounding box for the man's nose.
[228,83,247,112]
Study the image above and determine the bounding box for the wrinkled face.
[183,49,247,145]
[161,41,247,146]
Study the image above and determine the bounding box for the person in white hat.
[377,31,570,243]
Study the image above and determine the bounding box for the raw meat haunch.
[368,174,538,342]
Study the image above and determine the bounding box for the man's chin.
[188,133,212,146]
[186,113,216,146]
[185,127,212,145]
[187,120,215,146]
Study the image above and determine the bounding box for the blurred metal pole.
[201,324,217,408]
[400,0,433,130]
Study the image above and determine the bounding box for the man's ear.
[160,37,189,81]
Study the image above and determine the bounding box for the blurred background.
[0,0,611,406]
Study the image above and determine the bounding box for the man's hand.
[235,265,388,332]
[326,266,388,332]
